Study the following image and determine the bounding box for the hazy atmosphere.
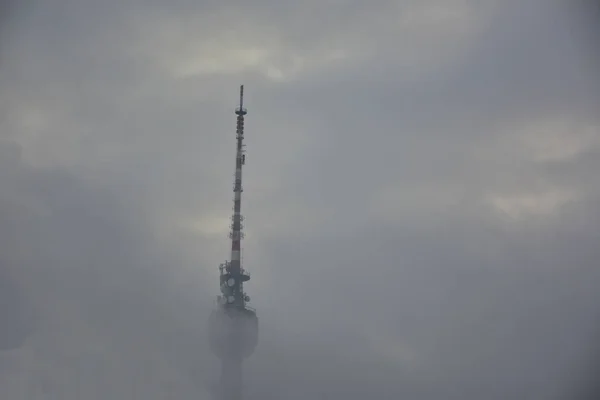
[1,0,599,398]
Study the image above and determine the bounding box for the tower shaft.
[209,85,258,400]
[220,357,243,400]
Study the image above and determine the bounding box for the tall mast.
[228,84,250,308]
[209,85,258,400]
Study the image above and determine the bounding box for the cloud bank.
[0,0,598,398]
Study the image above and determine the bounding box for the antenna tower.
[208,85,258,400]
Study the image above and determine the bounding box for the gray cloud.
[0,140,216,397]
[1,0,599,398]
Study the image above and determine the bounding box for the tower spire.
[229,84,249,308]
[209,85,258,400]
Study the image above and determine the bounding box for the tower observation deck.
[208,85,258,400]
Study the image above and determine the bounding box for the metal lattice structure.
[208,86,258,400]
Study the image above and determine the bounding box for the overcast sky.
[1,0,599,399]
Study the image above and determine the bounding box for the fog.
[1,0,599,399]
